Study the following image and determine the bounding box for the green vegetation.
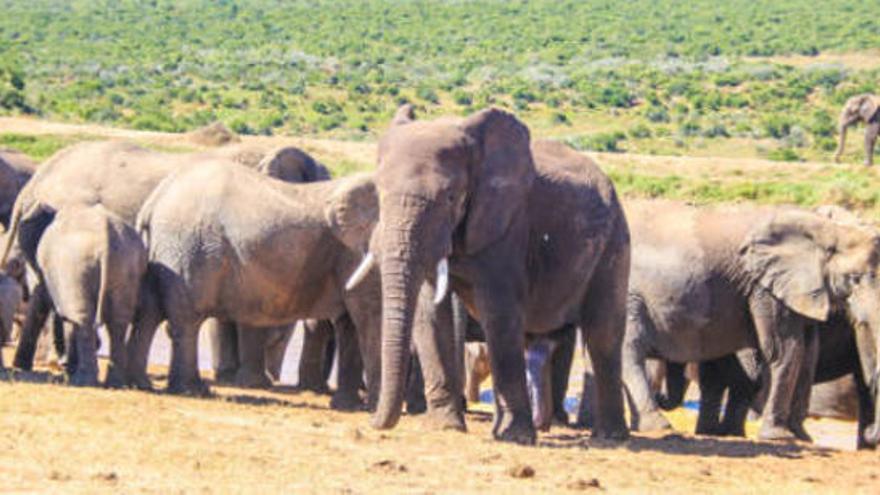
[0,0,877,161]
[2,0,880,214]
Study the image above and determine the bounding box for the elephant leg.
[656,361,687,410]
[330,314,364,411]
[463,343,486,403]
[412,284,465,431]
[787,326,818,442]
[696,357,727,435]
[126,278,163,390]
[750,290,805,442]
[208,318,239,384]
[621,309,670,432]
[167,319,207,396]
[265,325,293,382]
[12,282,51,370]
[234,325,272,389]
[550,324,576,425]
[297,319,332,393]
[719,349,762,437]
[104,321,128,388]
[864,122,879,166]
[525,336,557,432]
[69,322,99,387]
[405,352,427,414]
[854,368,876,450]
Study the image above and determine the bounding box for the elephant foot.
[633,410,671,432]
[12,353,33,372]
[330,392,365,411]
[234,368,273,389]
[405,397,427,415]
[104,366,126,389]
[591,418,631,441]
[493,411,536,445]
[758,423,798,442]
[425,407,466,432]
[126,372,154,391]
[214,368,237,385]
[552,409,570,427]
[167,374,211,397]
[295,381,330,395]
[69,370,99,388]
[788,422,812,443]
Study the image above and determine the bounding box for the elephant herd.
[0,105,878,450]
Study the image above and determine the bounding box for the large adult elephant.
[2,141,330,377]
[833,94,880,166]
[133,166,385,406]
[0,149,37,229]
[349,106,631,444]
[622,200,880,442]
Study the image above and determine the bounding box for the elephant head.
[834,94,880,164]
[257,146,332,183]
[349,105,536,429]
[741,209,880,445]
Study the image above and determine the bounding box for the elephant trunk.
[854,320,880,446]
[656,362,688,411]
[370,210,428,430]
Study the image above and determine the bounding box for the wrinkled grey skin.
[36,204,146,387]
[0,149,37,229]
[834,94,880,166]
[697,311,877,448]
[207,155,335,389]
[134,164,383,406]
[623,199,880,443]
[368,106,630,444]
[3,141,326,378]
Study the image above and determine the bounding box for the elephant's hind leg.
[105,321,128,388]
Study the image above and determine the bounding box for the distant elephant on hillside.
[834,94,880,166]
[2,141,330,383]
[36,204,146,387]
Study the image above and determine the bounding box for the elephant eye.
[848,273,862,285]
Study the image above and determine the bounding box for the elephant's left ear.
[461,108,536,255]
[325,173,379,253]
[740,211,831,321]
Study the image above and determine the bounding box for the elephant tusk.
[433,258,449,305]
[345,252,375,290]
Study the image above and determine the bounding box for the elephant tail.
[94,239,111,329]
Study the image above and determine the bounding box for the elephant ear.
[859,96,880,123]
[257,147,328,183]
[391,104,415,126]
[461,108,536,255]
[325,173,378,253]
[740,211,831,321]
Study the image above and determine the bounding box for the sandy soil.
[0,344,876,494]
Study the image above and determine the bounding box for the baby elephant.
[37,204,147,387]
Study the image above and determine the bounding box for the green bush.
[767,147,802,162]
[566,132,627,153]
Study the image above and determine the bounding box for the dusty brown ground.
[0,347,877,494]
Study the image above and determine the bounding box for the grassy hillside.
[1,0,879,163]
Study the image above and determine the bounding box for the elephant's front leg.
[695,358,726,435]
[330,314,365,411]
[787,326,818,442]
[550,325,576,425]
[12,282,51,370]
[234,324,272,389]
[621,315,670,432]
[104,321,129,388]
[412,284,465,431]
[126,279,163,390]
[750,290,805,442]
[297,319,333,393]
